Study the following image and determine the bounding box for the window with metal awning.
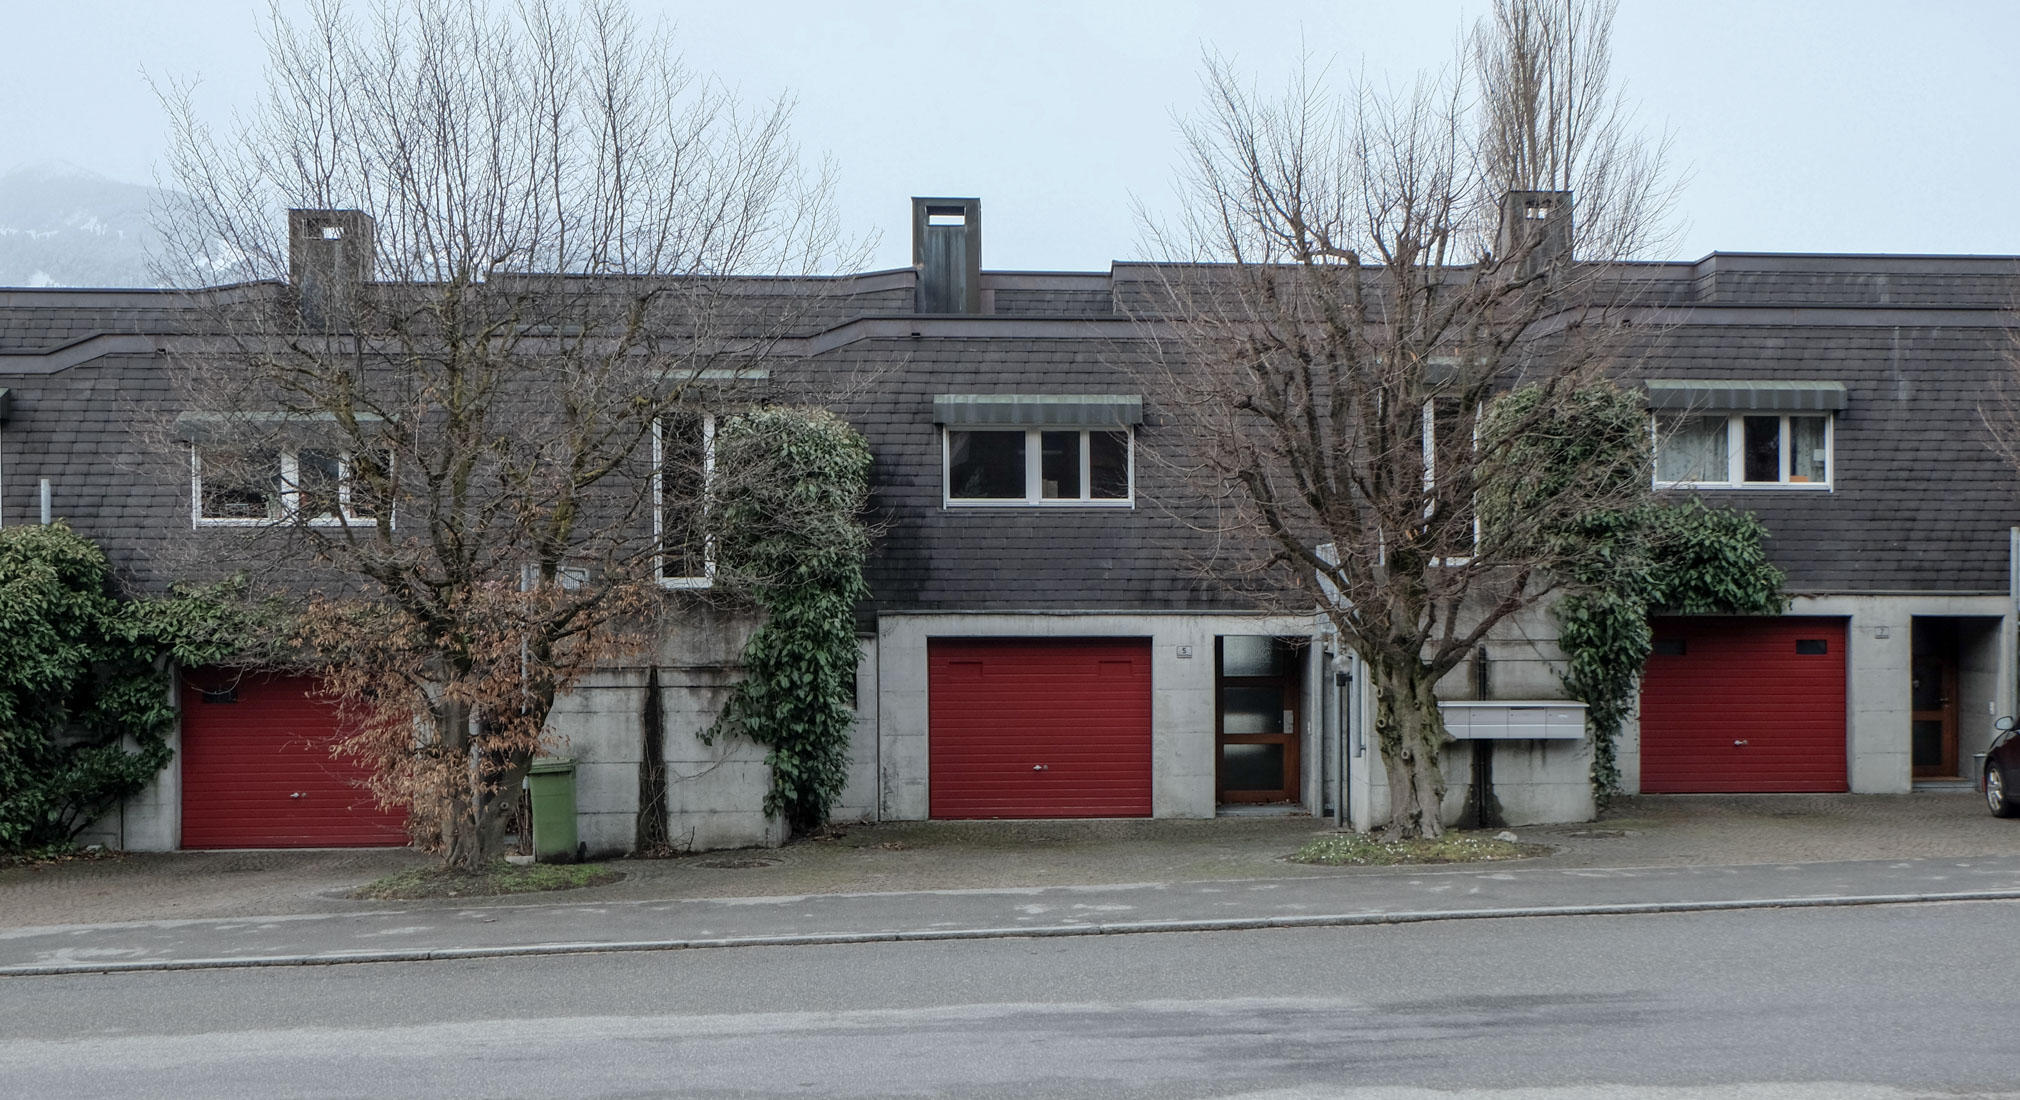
[934,394,1142,506]
[1644,380,1845,489]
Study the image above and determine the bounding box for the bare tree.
[1139,0,1675,837]
[150,0,854,870]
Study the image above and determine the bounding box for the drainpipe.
[874,629,885,823]
[2009,527,2018,728]
[1336,659,1353,828]
[1318,648,1333,819]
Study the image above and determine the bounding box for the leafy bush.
[0,523,273,851]
[1556,500,1786,803]
[709,407,873,834]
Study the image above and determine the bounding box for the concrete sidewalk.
[2,792,2015,937]
[5,854,2019,976]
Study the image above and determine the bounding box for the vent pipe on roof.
[1496,190,1573,275]
[912,197,981,314]
[288,209,377,328]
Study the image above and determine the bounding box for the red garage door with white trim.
[1639,617,1848,794]
[180,671,408,848]
[929,638,1153,819]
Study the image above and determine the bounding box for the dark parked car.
[1983,717,2020,818]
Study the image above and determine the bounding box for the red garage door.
[1639,617,1848,793]
[929,638,1153,819]
[180,671,408,848]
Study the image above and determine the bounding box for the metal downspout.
[1337,655,1353,829]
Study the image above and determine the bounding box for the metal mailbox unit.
[1438,701,1589,740]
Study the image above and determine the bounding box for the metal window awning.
[174,411,387,444]
[933,394,1143,428]
[1644,379,1847,412]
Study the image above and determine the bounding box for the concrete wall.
[534,603,870,854]
[1344,600,1598,833]
[79,676,182,853]
[1956,616,2006,769]
[545,669,647,858]
[1347,711,1598,832]
[874,611,1317,820]
[644,606,783,852]
[832,637,880,822]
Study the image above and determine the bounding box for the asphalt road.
[3,901,2016,1099]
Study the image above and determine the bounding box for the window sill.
[660,576,714,590]
[1654,482,1833,492]
[942,499,1135,509]
[195,516,386,528]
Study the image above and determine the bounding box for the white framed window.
[942,427,1133,507]
[1423,399,1479,560]
[1653,413,1832,489]
[653,412,716,588]
[192,446,385,526]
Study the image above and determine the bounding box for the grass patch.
[1289,831,1551,867]
[351,860,622,900]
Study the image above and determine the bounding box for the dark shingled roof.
[3,252,2017,604]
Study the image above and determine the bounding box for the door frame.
[1911,645,1960,779]
[1214,636,1302,804]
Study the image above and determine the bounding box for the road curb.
[7,888,2018,978]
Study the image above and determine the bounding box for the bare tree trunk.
[437,699,482,872]
[470,746,533,867]
[1368,656,1450,839]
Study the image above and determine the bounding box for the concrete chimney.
[1496,190,1573,275]
[911,197,981,314]
[288,209,376,326]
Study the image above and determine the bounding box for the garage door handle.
[1733,740,1748,746]
[291,792,304,798]
[1032,764,1048,771]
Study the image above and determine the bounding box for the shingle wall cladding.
[0,348,667,597]
[1640,321,2016,594]
[5,256,2018,608]
[764,282,915,332]
[1696,270,2020,307]
[0,305,187,353]
[0,354,193,590]
[810,333,1240,612]
[990,288,1114,317]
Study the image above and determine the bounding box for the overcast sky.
[3,0,2016,271]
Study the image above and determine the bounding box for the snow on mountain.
[0,163,169,288]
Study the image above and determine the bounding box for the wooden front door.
[1216,637,1302,804]
[1911,651,1959,779]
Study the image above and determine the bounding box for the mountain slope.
[0,163,167,288]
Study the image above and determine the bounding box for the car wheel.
[1989,762,2020,819]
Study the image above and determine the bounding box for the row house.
[0,196,2014,851]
